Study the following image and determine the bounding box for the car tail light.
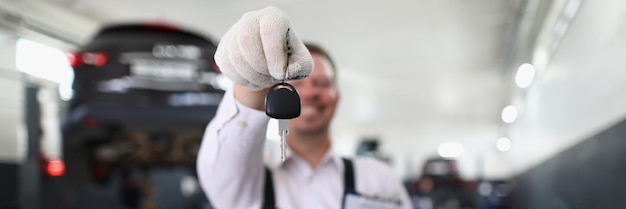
[44,159,65,177]
[92,53,108,67]
[69,52,108,67]
[82,116,99,128]
[68,52,83,67]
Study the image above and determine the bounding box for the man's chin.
[292,125,327,135]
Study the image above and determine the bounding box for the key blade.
[278,119,289,136]
[278,119,289,162]
[280,133,287,162]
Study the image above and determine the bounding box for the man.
[197,6,412,209]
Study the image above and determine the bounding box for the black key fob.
[265,83,301,119]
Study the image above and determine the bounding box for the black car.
[62,23,224,182]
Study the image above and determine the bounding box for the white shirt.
[197,87,412,209]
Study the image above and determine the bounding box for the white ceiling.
[17,0,528,178]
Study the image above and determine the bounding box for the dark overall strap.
[342,158,355,191]
[262,158,355,209]
[262,166,275,209]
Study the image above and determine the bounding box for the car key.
[265,82,301,161]
[264,28,300,161]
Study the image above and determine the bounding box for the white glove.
[215,6,313,90]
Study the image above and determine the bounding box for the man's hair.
[304,42,337,74]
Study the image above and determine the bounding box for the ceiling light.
[437,143,464,158]
[501,105,518,124]
[515,63,536,88]
[496,137,511,152]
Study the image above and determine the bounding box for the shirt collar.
[265,141,342,170]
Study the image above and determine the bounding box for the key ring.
[283,28,291,83]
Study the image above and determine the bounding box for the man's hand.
[215,6,313,110]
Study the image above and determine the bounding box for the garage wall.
[511,118,626,209]
[507,0,626,177]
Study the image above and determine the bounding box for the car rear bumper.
[62,103,217,146]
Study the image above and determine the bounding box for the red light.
[68,53,83,67]
[82,117,99,128]
[93,53,108,67]
[46,159,65,177]
[69,52,107,67]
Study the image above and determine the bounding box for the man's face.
[288,52,339,135]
